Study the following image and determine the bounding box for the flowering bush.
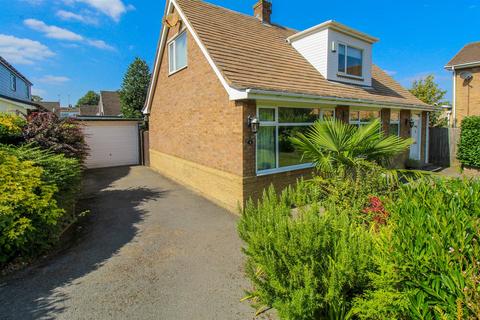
[23,112,88,162]
[0,113,26,144]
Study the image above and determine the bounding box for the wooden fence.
[428,127,460,167]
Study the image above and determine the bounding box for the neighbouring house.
[37,101,61,116]
[59,107,80,118]
[445,41,480,127]
[79,105,100,116]
[98,91,122,116]
[0,56,39,115]
[143,0,434,211]
[76,91,122,116]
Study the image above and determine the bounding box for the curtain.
[257,126,276,171]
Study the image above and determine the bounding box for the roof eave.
[445,61,480,70]
[239,88,433,111]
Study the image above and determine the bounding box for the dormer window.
[338,44,363,77]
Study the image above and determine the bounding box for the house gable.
[143,0,246,114]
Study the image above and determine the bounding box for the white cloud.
[31,88,47,96]
[56,10,99,25]
[37,75,71,84]
[384,70,397,76]
[24,18,83,41]
[24,19,115,51]
[0,34,55,65]
[69,0,133,22]
[86,39,115,51]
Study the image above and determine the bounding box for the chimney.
[253,0,272,24]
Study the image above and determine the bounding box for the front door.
[409,113,422,161]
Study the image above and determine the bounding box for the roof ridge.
[181,0,297,32]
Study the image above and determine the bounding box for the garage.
[79,117,141,169]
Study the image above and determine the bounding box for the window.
[349,110,380,127]
[389,110,400,136]
[256,107,334,174]
[168,31,187,74]
[338,44,363,77]
[10,73,16,91]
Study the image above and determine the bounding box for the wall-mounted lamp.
[331,41,336,52]
[248,115,260,134]
[405,118,415,128]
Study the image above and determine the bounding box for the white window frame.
[256,106,335,176]
[337,43,364,78]
[389,110,400,136]
[168,30,188,75]
[10,73,16,91]
[348,109,380,127]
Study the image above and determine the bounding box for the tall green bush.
[353,178,480,319]
[0,151,64,263]
[457,116,480,168]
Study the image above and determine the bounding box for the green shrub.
[238,185,375,319]
[0,112,26,144]
[458,116,480,168]
[0,150,64,263]
[1,144,82,203]
[353,178,480,319]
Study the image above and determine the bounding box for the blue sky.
[1,0,479,105]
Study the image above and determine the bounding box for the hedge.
[457,116,480,168]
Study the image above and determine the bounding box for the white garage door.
[83,121,139,169]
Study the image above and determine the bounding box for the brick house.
[143,0,433,212]
[445,42,480,127]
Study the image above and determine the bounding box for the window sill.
[168,65,188,76]
[337,73,364,81]
[256,163,315,176]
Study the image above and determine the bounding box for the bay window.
[256,107,334,174]
[338,44,363,77]
[168,31,187,74]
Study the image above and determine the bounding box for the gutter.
[445,60,480,70]
[244,88,434,111]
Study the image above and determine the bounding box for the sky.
[1,0,479,106]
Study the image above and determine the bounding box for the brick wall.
[149,17,244,177]
[454,67,480,126]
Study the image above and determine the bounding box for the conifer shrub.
[457,116,480,168]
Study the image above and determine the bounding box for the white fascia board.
[244,89,434,111]
[143,0,247,114]
[445,61,480,70]
[287,20,379,44]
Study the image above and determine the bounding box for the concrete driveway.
[0,166,255,319]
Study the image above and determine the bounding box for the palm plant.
[290,118,413,179]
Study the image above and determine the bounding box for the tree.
[31,95,43,102]
[291,118,413,178]
[409,75,449,127]
[119,57,151,118]
[76,90,99,107]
